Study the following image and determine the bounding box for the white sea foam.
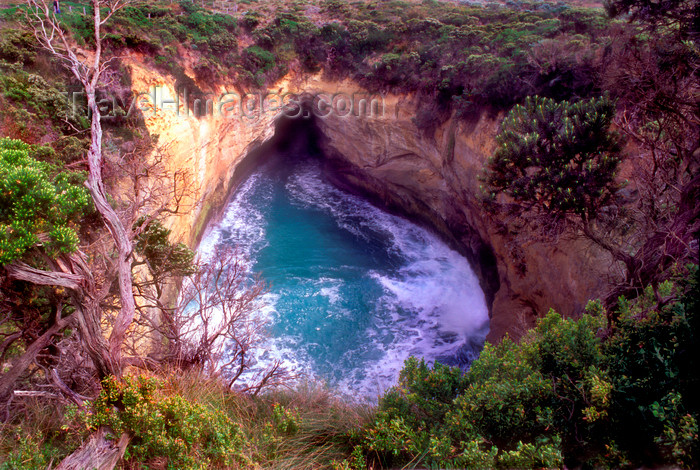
[316,280,342,305]
[200,158,489,397]
[199,171,272,263]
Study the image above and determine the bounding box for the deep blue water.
[199,155,489,397]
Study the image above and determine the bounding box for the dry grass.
[0,396,80,469]
[149,369,372,469]
[1,369,372,469]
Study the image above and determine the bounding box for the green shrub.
[239,45,281,86]
[449,337,553,445]
[87,376,248,469]
[242,10,262,30]
[604,268,700,466]
[271,403,302,435]
[496,438,563,469]
[483,95,622,223]
[0,434,53,470]
[59,10,95,46]
[380,357,468,429]
[0,138,89,265]
[0,30,37,65]
[358,266,699,468]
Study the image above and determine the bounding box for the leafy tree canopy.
[134,217,195,279]
[0,138,90,265]
[483,95,622,224]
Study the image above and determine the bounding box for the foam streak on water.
[198,157,489,398]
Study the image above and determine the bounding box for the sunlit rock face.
[305,84,613,342]
[127,62,612,342]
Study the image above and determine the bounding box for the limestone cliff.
[300,79,613,342]
[127,64,613,342]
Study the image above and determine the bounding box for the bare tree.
[132,245,291,396]
[25,0,136,375]
[1,250,113,401]
[1,0,164,405]
[597,24,700,303]
[2,0,287,417]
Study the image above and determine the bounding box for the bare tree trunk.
[56,428,130,470]
[68,0,136,376]
[604,173,700,305]
[69,288,116,378]
[4,262,83,290]
[4,255,116,378]
[84,86,135,375]
[26,0,138,377]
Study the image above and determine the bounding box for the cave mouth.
[199,115,490,396]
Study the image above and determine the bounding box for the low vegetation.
[0,0,697,467]
[2,267,697,468]
[346,267,699,468]
[1,372,370,469]
[1,0,629,127]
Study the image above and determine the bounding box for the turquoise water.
[199,155,489,396]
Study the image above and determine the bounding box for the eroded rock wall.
[128,65,613,342]
[299,79,613,342]
[127,61,282,246]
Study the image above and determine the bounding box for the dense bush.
[0,138,90,264]
[483,94,622,224]
[27,0,614,105]
[134,218,195,282]
[239,45,281,87]
[0,30,37,65]
[604,268,700,466]
[1,2,695,469]
[85,376,248,468]
[0,61,88,139]
[350,266,699,469]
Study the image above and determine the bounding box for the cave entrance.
[199,114,490,396]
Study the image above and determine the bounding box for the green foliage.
[271,403,302,435]
[331,445,365,470]
[242,45,276,72]
[603,266,700,465]
[496,438,563,469]
[86,376,247,468]
[0,429,77,470]
[241,10,262,30]
[450,337,553,444]
[58,8,96,46]
[1,374,368,469]
[605,0,699,38]
[380,357,468,428]
[0,30,37,65]
[134,218,195,280]
[484,95,622,223]
[0,138,89,265]
[0,434,51,470]
[0,62,85,134]
[359,268,699,468]
[3,272,696,468]
[239,45,279,87]
[43,0,614,118]
[0,395,82,470]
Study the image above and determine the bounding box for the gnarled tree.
[22,0,136,377]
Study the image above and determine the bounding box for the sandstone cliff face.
[128,65,612,342]
[300,79,613,342]
[127,61,282,246]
